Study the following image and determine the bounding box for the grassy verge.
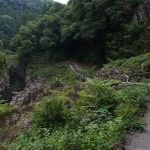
[106,52,150,75]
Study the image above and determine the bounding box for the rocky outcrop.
[9,79,65,106]
[10,78,47,106]
[95,65,150,81]
[133,0,150,23]
[9,65,26,92]
[0,63,26,101]
[0,69,11,101]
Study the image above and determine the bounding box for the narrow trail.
[69,62,95,80]
[125,99,150,150]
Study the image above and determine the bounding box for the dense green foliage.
[9,0,149,65]
[0,100,9,118]
[0,0,53,49]
[8,79,149,150]
[1,0,150,149]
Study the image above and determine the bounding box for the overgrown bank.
[0,58,150,149]
[7,79,150,150]
[1,0,150,149]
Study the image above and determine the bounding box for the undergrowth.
[28,61,79,84]
[106,52,150,74]
[7,78,150,150]
[102,52,150,82]
[0,100,9,118]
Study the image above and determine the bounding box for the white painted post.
[125,75,129,83]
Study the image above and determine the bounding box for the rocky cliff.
[0,64,26,101]
[0,69,11,101]
[134,0,150,23]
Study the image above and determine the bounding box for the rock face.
[9,65,26,93]
[0,69,11,101]
[0,64,26,101]
[95,65,150,82]
[9,78,47,106]
[0,63,56,105]
[133,0,150,23]
[95,66,127,81]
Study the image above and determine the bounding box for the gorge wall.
[0,65,26,101]
[134,0,150,23]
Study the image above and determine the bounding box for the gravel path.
[125,100,150,150]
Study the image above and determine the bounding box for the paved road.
[125,101,150,150]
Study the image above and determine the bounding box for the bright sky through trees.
[54,0,68,4]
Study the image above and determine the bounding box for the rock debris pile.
[10,78,48,106]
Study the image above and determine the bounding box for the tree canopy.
[0,0,53,49]
[9,0,148,64]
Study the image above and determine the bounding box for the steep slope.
[0,54,149,149]
[0,0,53,49]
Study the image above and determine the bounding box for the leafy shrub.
[142,60,150,70]
[86,79,118,107]
[8,79,150,150]
[63,121,122,150]
[121,85,148,105]
[8,128,54,150]
[8,118,123,150]
[78,106,114,126]
[115,103,145,131]
[0,100,9,117]
[32,96,68,128]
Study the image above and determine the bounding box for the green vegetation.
[0,0,149,65]
[7,79,149,150]
[0,0,53,50]
[0,100,9,118]
[28,60,79,84]
[104,52,150,81]
[1,0,150,149]
[106,53,150,68]
[33,96,68,129]
[9,0,148,65]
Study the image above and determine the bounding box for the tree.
[18,39,34,63]
[9,0,142,65]
[10,35,20,52]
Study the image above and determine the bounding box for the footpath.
[125,98,150,150]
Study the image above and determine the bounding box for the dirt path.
[125,100,150,150]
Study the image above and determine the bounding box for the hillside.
[7,0,150,65]
[0,0,53,49]
[0,55,150,149]
[0,0,150,149]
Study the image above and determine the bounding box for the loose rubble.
[10,78,47,106]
